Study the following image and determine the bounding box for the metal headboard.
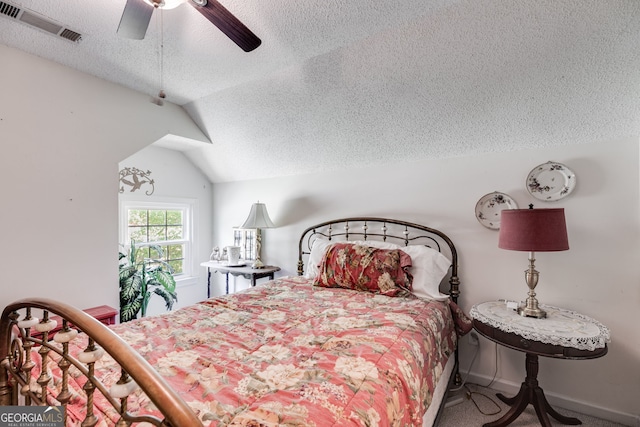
[297,217,460,302]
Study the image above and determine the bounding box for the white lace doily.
[470,301,610,351]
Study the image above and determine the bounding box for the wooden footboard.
[0,298,203,426]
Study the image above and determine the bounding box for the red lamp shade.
[499,208,569,252]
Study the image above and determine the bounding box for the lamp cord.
[449,340,503,416]
[464,384,502,416]
[450,340,498,392]
[449,343,480,393]
[465,341,502,415]
[477,340,499,389]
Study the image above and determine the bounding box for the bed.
[0,217,471,426]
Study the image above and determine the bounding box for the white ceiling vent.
[0,1,82,43]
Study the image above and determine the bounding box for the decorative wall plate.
[475,192,518,230]
[526,161,576,201]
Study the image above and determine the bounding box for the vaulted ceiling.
[2,0,640,182]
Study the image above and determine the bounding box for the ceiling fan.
[117,0,261,52]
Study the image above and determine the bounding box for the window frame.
[119,196,197,281]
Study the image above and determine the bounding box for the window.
[233,228,257,261]
[120,199,194,278]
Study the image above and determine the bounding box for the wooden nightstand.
[470,301,610,427]
[201,261,281,296]
[32,305,117,340]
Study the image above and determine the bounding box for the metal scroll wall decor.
[119,167,155,195]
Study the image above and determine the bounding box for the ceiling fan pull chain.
[159,8,165,97]
[153,8,166,105]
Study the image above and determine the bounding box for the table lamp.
[241,202,275,268]
[498,206,569,318]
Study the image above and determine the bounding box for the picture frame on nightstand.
[233,228,257,261]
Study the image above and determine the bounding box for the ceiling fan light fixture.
[143,0,184,10]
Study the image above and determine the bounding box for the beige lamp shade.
[241,203,275,229]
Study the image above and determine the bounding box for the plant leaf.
[153,270,177,293]
[120,277,140,302]
[153,287,177,311]
[120,299,142,323]
[119,265,137,282]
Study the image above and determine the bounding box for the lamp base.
[518,253,546,319]
[251,258,265,269]
[518,305,546,319]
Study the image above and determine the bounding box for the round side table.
[470,301,610,427]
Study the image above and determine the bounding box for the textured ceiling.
[2,0,640,182]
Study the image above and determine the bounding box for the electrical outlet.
[469,332,479,346]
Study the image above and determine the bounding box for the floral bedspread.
[46,276,471,426]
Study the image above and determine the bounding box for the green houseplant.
[119,240,178,323]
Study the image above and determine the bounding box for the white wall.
[212,137,640,425]
[119,145,212,317]
[0,45,208,312]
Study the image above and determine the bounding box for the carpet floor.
[438,384,626,427]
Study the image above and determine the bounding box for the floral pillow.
[313,243,413,297]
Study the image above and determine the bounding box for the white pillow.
[305,238,334,279]
[352,240,451,301]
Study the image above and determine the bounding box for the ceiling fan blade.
[190,0,261,52]
[118,0,154,40]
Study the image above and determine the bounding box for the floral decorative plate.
[526,161,576,201]
[475,192,518,230]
